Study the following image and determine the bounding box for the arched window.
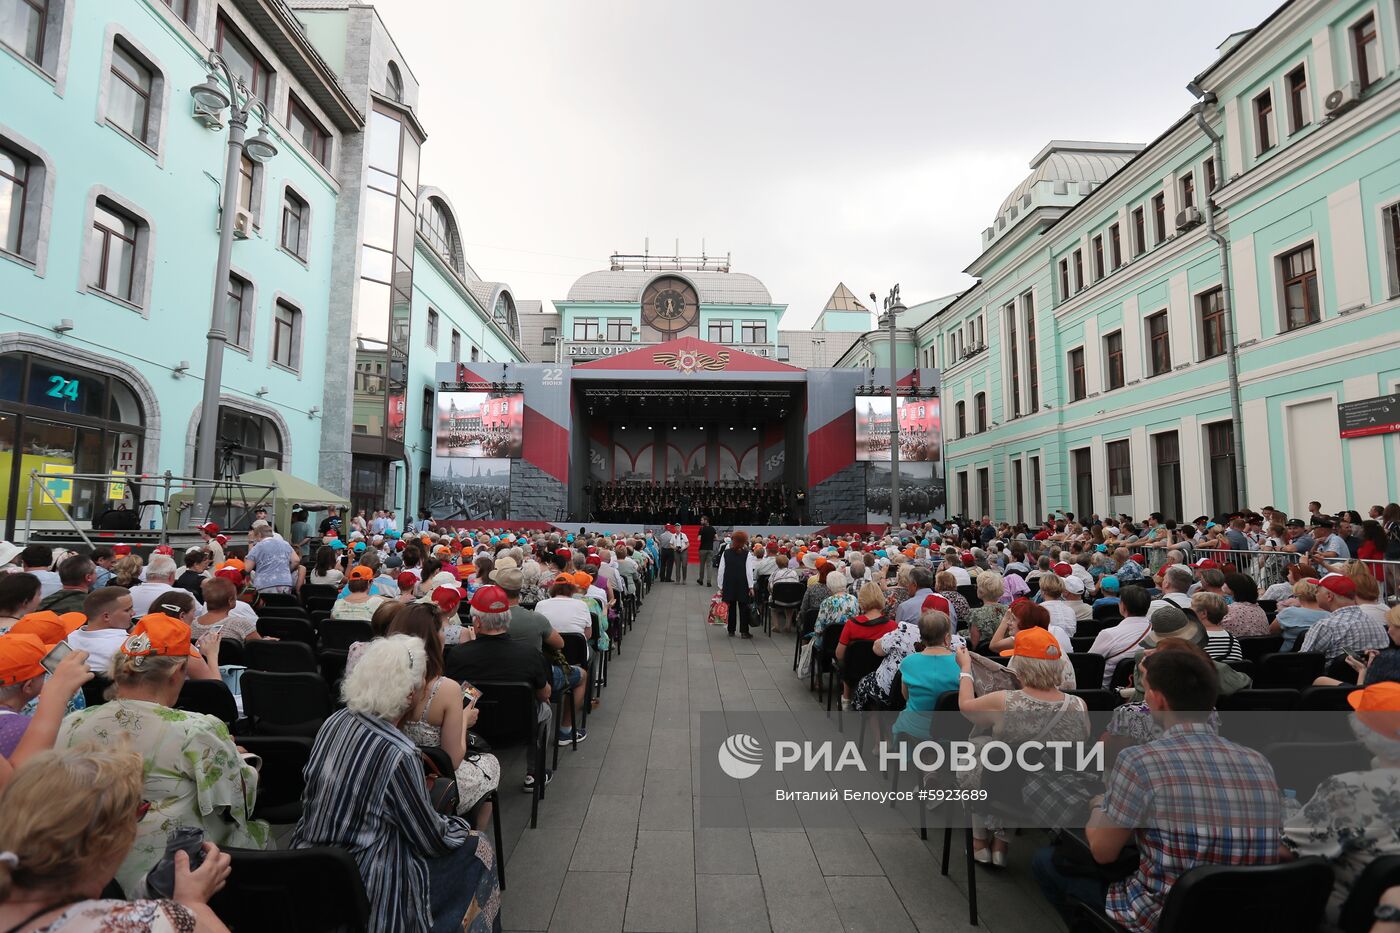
[974,392,987,432]
[418,198,461,273]
[0,351,146,535]
[385,61,404,103]
[198,406,283,478]
[955,401,966,438]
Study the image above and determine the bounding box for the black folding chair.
[473,680,549,829]
[834,638,879,715]
[256,592,302,609]
[1068,652,1106,689]
[1296,684,1359,711]
[318,648,349,695]
[208,846,369,932]
[1238,634,1285,663]
[320,619,374,651]
[245,639,320,674]
[752,576,770,635]
[256,604,312,623]
[1339,855,1400,933]
[1215,688,1300,711]
[176,679,238,724]
[255,616,317,648]
[1092,601,1122,622]
[769,581,805,642]
[1108,656,1137,691]
[1254,652,1325,689]
[82,674,113,708]
[240,735,313,824]
[815,622,845,703]
[240,671,332,736]
[299,584,339,607]
[793,608,818,671]
[1067,688,1120,711]
[1261,740,1373,799]
[1072,856,1333,933]
[217,637,247,667]
[957,584,982,609]
[561,631,594,725]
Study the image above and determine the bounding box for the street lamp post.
[186,56,277,526]
[882,285,905,528]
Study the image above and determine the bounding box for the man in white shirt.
[65,587,135,673]
[19,545,62,599]
[535,575,594,637]
[947,554,972,587]
[1088,586,1153,687]
[128,555,179,616]
[671,527,690,583]
[1149,565,1195,618]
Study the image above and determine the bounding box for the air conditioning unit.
[232,209,253,239]
[1324,81,1361,116]
[1175,207,1203,231]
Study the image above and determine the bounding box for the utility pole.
[883,285,905,527]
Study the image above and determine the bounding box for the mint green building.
[842,0,1400,523]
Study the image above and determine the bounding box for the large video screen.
[854,395,941,463]
[425,458,511,521]
[865,461,945,525]
[434,391,523,459]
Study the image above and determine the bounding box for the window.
[1152,193,1167,243]
[0,143,29,256]
[160,0,196,25]
[707,320,733,343]
[224,274,252,350]
[272,300,300,370]
[1012,458,1024,523]
[1280,244,1320,330]
[1092,235,1104,280]
[1286,65,1309,134]
[1147,311,1171,375]
[1352,13,1380,90]
[957,472,969,515]
[606,318,630,342]
[1198,287,1226,359]
[1255,89,1275,154]
[1204,157,1217,194]
[1107,440,1132,497]
[1385,203,1400,298]
[450,329,460,362]
[955,401,966,438]
[1006,303,1020,417]
[85,201,138,303]
[1,0,46,65]
[1207,421,1239,515]
[204,408,282,476]
[572,318,598,341]
[1072,249,1084,291]
[1132,207,1146,256]
[1154,431,1182,523]
[1029,455,1042,523]
[419,200,457,267]
[1180,172,1194,210]
[279,188,308,259]
[542,325,557,346]
[421,387,433,431]
[974,392,987,432]
[426,308,439,348]
[107,41,154,147]
[1104,330,1124,389]
[385,61,404,103]
[470,345,479,362]
[1023,293,1039,412]
[287,94,330,168]
[1072,448,1093,518]
[238,153,255,215]
[741,320,767,344]
[215,15,270,104]
[978,469,990,517]
[1109,223,1122,270]
[1058,259,1070,299]
[1068,347,1086,401]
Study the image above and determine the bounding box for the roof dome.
[995,140,1143,223]
[566,269,772,305]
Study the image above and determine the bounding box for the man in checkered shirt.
[1300,574,1390,663]
[1033,650,1281,931]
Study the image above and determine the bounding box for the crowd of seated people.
[588,478,794,524]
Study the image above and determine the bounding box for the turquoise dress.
[893,652,961,738]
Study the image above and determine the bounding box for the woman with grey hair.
[1283,681,1400,929]
[293,634,501,932]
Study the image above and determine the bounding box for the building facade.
[0,0,528,535]
[843,0,1400,523]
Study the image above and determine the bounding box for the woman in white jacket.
[718,530,757,638]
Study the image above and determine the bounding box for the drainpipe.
[1189,89,1248,511]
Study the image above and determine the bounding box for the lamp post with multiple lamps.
[879,285,905,527]
[185,56,278,526]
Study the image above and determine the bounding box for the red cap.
[396,571,419,591]
[197,522,220,536]
[586,555,602,567]
[1053,562,1072,577]
[1193,559,1219,569]
[431,586,464,614]
[469,585,509,613]
[555,548,572,562]
[112,544,132,558]
[920,593,952,615]
[1317,575,1357,598]
[153,545,174,556]
[960,551,976,565]
[1130,554,1146,564]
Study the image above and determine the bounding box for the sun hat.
[1143,605,1205,647]
[0,633,49,686]
[494,568,523,591]
[490,555,519,579]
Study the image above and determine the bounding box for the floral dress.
[27,899,195,932]
[967,604,1009,648]
[401,677,502,812]
[812,593,859,650]
[58,698,268,895]
[1222,602,1271,637]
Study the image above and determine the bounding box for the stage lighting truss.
[578,388,795,403]
[438,381,524,393]
[855,385,940,398]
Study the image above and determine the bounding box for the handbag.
[420,746,460,816]
[797,640,815,679]
[706,594,729,626]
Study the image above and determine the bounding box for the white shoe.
[840,698,852,711]
[972,846,991,865]
[991,848,1008,868]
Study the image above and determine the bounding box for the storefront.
[0,351,147,539]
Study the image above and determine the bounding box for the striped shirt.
[1102,723,1281,933]
[292,708,471,932]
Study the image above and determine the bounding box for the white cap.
[1063,576,1086,595]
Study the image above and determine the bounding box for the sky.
[375,0,1281,330]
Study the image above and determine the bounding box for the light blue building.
[841,0,1400,524]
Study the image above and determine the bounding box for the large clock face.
[641,277,699,336]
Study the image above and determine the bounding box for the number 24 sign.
[46,375,80,402]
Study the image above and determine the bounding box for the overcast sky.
[376,0,1279,330]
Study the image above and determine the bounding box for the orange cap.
[347,565,374,581]
[0,633,49,686]
[1001,626,1062,660]
[572,571,593,589]
[10,611,86,645]
[462,546,475,556]
[1348,682,1400,739]
[218,558,246,573]
[121,614,198,660]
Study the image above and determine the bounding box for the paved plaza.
[492,580,1064,933]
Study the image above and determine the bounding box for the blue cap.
[566,534,575,542]
[353,541,366,552]
[329,538,346,550]
[1095,544,1107,552]
[1101,575,1120,592]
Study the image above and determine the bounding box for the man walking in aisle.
[672,524,690,583]
[696,517,716,586]
[658,525,674,582]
